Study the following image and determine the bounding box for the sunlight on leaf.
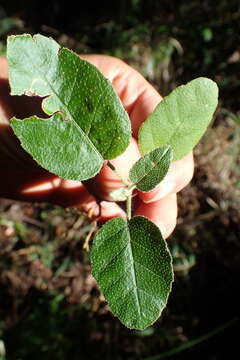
[139,78,218,160]
[7,34,131,181]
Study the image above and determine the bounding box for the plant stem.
[126,194,132,220]
[107,161,134,220]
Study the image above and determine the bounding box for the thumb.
[84,137,141,201]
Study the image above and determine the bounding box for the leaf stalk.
[107,161,135,219]
[126,194,132,220]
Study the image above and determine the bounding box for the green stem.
[126,184,136,219]
[126,194,132,220]
[107,161,135,220]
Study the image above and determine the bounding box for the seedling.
[6,34,218,329]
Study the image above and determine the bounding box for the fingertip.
[134,194,178,239]
[138,175,176,203]
[97,201,126,225]
[163,217,177,239]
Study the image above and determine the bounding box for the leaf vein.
[134,260,164,281]
[102,263,134,297]
[130,238,158,256]
[111,284,164,315]
[28,54,103,160]
[132,149,168,187]
[85,87,106,136]
[95,243,128,279]
[127,236,142,316]
[93,224,127,250]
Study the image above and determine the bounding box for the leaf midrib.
[126,221,142,317]
[132,149,169,188]
[28,48,103,161]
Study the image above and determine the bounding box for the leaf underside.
[7,34,131,181]
[139,77,218,161]
[129,146,172,192]
[91,216,173,330]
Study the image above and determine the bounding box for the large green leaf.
[139,78,218,160]
[129,146,172,192]
[11,114,103,180]
[7,34,131,180]
[91,216,173,330]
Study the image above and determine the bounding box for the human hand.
[0,55,194,238]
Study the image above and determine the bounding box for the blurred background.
[0,1,240,359]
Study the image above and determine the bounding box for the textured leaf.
[11,114,103,180]
[7,34,131,180]
[91,216,173,330]
[129,146,172,192]
[139,78,218,160]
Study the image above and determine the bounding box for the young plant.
[6,34,218,330]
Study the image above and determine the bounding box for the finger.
[3,171,126,222]
[84,137,141,201]
[52,183,126,223]
[52,182,126,222]
[138,152,194,203]
[1,172,97,209]
[0,56,8,79]
[97,201,126,224]
[134,193,178,239]
[79,54,162,136]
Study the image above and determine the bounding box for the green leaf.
[139,78,218,161]
[129,146,172,192]
[11,114,103,181]
[7,34,131,180]
[91,216,173,330]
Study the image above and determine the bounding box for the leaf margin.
[90,215,174,330]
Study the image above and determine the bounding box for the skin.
[0,55,194,238]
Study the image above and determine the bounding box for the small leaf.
[139,77,218,160]
[91,216,173,330]
[129,146,172,192]
[7,34,131,181]
[110,187,130,201]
